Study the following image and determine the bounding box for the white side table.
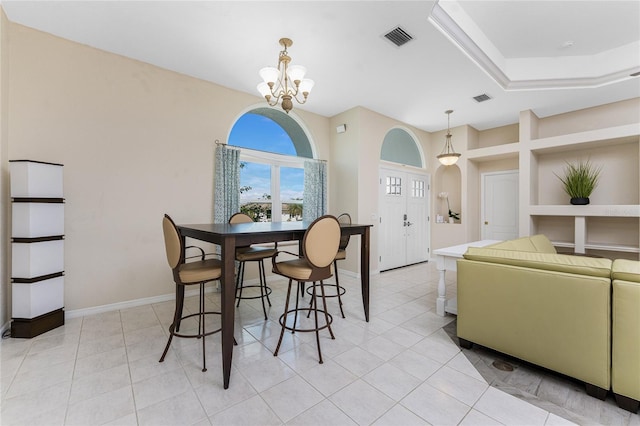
[434,240,500,316]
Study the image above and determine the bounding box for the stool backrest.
[162,214,182,270]
[229,212,254,224]
[337,213,352,250]
[303,215,341,268]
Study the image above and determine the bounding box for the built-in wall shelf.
[521,105,640,258]
[462,102,640,260]
[465,142,520,162]
[529,205,640,217]
[530,123,640,154]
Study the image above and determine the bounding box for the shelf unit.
[526,115,640,257]
[10,160,65,338]
[464,104,640,259]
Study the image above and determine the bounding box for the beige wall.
[538,98,640,138]
[5,23,333,313]
[1,8,9,327]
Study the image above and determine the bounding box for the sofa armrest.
[612,259,640,283]
[485,234,557,253]
[612,278,640,404]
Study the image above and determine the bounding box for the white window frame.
[238,147,306,222]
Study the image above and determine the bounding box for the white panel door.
[379,170,407,271]
[379,168,430,271]
[482,171,519,240]
[405,173,430,265]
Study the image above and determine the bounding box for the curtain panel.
[303,160,327,222]
[213,144,240,223]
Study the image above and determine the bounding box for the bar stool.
[306,213,351,318]
[229,212,277,320]
[160,214,223,372]
[272,215,341,363]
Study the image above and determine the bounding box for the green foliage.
[287,203,303,221]
[555,159,602,199]
[240,203,271,221]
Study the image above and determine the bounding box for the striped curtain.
[213,144,240,223]
[303,160,327,222]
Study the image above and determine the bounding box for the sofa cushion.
[486,234,557,254]
[612,259,640,283]
[463,247,612,278]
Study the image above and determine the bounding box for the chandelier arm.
[270,75,307,105]
[290,88,309,104]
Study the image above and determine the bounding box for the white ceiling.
[2,0,639,132]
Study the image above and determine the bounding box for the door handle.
[406,221,413,227]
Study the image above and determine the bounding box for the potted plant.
[555,159,602,205]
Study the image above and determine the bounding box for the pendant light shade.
[437,110,461,166]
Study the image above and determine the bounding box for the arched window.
[229,108,313,222]
[380,128,423,168]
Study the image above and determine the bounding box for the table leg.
[361,226,370,322]
[436,263,446,316]
[221,236,236,389]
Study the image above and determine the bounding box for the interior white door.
[379,168,430,271]
[482,171,519,240]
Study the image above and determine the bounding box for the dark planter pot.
[570,197,590,205]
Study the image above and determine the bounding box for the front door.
[482,170,519,240]
[379,167,430,271]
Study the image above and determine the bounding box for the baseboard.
[64,269,376,321]
[12,309,65,338]
[65,284,220,320]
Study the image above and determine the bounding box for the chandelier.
[257,38,314,114]
[437,109,461,166]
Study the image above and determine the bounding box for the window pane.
[240,161,272,222]
[281,166,304,221]
[229,113,296,155]
[412,179,425,198]
[386,176,402,195]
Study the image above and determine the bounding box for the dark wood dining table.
[177,220,372,389]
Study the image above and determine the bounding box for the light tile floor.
[1,262,638,425]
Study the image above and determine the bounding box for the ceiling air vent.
[473,93,492,103]
[383,27,413,47]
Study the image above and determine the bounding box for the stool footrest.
[305,283,345,298]
[235,285,273,300]
[278,308,333,333]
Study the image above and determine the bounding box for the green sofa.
[611,259,640,413]
[456,235,613,400]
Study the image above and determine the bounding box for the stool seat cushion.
[335,249,346,261]
[275,258,333,282]
[179,258,222,284]
[236,246,277,262]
